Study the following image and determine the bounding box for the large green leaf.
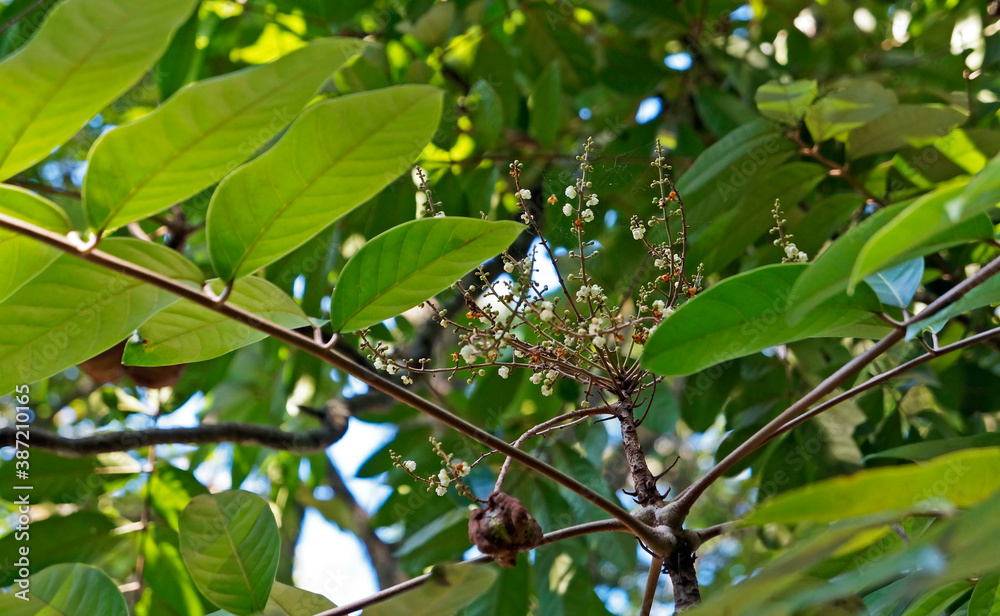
[846,105,967,159]
[206,85,444,281]
[741,448,1000,526]
[787,201,992,323]
[864,434,1000,463]
[676,119,795,226]
[754,79,817,126]
[364,564,498,616]
[0,450,139,504]
[528,61,561,148]
[123,276,309,367]
[0,238,203,395]
[641,264,886,377]
[853,157,1000,287]
[0,563,128,616]
[329,218,524,332]
[179,490,281,615]
[0,511,119,586]
[863,257,923,309]
[970,572,1000,616]
[84,38,365,233]
[804,81,897,143]
[138,524,211,616]
[0,184,72,302]
[906,269,1000,340]
[204,582,336,616]
[0,0,199,179]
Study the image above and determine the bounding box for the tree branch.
[639,558,663,616]
[671,253,1000,519]
[0,420,348,456]
[312,519,629,616]
[0,212,658,547]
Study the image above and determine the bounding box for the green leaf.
[970,572,1000,616]
[84,38,365,232]
[754,79,817,126]
[329,217,523,332]
[363,564,498,616]
[123,277,309,366]
[740,447,1000,526]
[863,257,923,308]
[804,81,897,142]
[0,511,119,586]
[0,0,199,179]
[906,269,1000,340]
[0,184,72,302]
[202,582,335,616]
[641,264,886,377]
[0,450,139,504]
[138,524,211,616]
[207,85,444,281]
[787,202,992,323]
[148,463,209,532]
[0,563,128,616]
[864,434,1000,463]
[846,105,967,159]
[179,490,281,615]
[467,79,503,149]
[0,238,203,395]
[853,157,1000,287]
[528,61,562,148]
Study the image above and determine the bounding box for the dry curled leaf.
[468,491,543,567]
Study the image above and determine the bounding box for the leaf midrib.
[98,53,339,231]
[226,90,432,279]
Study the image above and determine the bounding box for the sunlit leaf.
[0,0,199,179]
[754,79,817,126]
[0,183,72,302]
[207,85,444,281]
[0,563,128,616]
[642,264,886,377]
[329,218,524,332]
[179,490,281,615]
[84,38,365,232]
[123,277,309,366]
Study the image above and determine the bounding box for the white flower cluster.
[784,244,808,262]
[575,284,607,303]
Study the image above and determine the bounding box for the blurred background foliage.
[3,0,1000,614]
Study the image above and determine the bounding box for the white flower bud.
[403,460,417,472]
[517,189,532,200]
[565,185,577,199]
[563,204,574,216]
[498,366,510,379]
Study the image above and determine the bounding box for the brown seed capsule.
[468,492,543,568]
[78,340,186,389]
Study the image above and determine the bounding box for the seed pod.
[468,491,543,567]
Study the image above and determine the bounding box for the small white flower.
[530,372,543,384]
[581,208,595,223]
[454,461,470,477]
[562,204,574,217]
[546,370,558,380]
[504,261,515,273]
[460,345,476,364]
[784,244,800,258]
[575,288,589,302]
[587,194,599,207]
[438,469,451,486]
[403,460,417,472]
[401,376,413,385]
[797,252,808,262]
[517,189,532,200]
[652,300,665,311]
[632,226,645,240]
[434,211,446,218]
[565,185,577,199]
[540,385,553,396]
[386,364,398,375]
[498,366,510,379]
[373,358,385,370]
[540,309,555,322]
[436,486,448,496]
[593,337,605,348]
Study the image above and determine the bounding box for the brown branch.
[639,558,664,616]
[313,519,629,616]
[0,420,348,457]
[665,536,701,612]
[671,253,1000,518]
[0,213,658,546]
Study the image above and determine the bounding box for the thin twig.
[0,213,656,544]
[639,558,664,616]
[313,519,629,616]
